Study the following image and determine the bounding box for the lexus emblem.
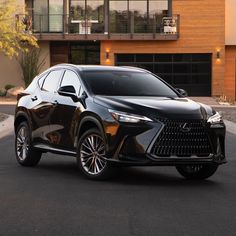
[179,123,191,133]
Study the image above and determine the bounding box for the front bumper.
[106,153,227,167]
[104,118,226,167]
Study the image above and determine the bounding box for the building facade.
[0,0,228,98]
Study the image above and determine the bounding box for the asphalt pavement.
[1,104,236,236]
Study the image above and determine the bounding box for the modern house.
[0,0,229,98]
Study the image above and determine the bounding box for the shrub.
[0,88,7,97]
[19,47,46,87]
[5,84,15,91]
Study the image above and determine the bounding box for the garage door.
[115,54,212,96]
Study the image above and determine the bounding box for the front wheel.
[77,128,113,180]
[176,164,218,180]
[15,122,41,166]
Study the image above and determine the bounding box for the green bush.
[0,88,7,97]
[4,84,15,91]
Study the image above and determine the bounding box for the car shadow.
[32,157,222,188]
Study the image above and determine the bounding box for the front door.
[50,69,83,150]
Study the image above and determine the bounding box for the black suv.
[14,64,226,180]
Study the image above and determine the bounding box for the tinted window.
[60,70,81,95]
[82,71,178,97]
[42,70,62,92]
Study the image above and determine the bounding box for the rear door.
[30,69,63,145]
[49,69,83,149]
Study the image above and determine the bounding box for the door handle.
[52,100,59,105]
[31,96,38,102]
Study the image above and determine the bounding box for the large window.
[109,0,129,33]
[109,0,169,34]
[70,0,104,33]
[33,0,63,32]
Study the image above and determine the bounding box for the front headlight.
[108,109,152,123]
[207,112,223,124]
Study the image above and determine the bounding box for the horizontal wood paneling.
[225,46,236,100]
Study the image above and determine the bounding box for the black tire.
[176,164,218,180]
[77,128,113,180]
[15,121,41,166]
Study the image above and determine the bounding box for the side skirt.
[33,144,77,156]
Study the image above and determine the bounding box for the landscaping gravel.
[215,107,236,123]
[0,113,8,122]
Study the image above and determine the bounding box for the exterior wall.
[0,53,24,88]
[225,0,236,45]
[225,0,236,100]
[101,0,225,97]
[225,46,236,101]
[0,41,50,89]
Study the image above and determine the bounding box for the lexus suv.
[14,64,226,180]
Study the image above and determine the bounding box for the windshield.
[82,71,179,97]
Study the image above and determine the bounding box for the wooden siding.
[225,46,236,100]
[101,0,225,97]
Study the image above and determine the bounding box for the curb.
[0,115,14,139]
[224,120,236,135]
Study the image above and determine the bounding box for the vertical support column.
[63,0,68,34]
[104,0,109,37]
[168,0,172,16]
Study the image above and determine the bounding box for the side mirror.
[58,86,79,102]
[175,88,188,97]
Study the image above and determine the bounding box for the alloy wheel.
[80,134,107,175]
[16,126,29,161]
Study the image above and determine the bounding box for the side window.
[60,70,81,95]
[42,70,63,93]
[38,72,48,88]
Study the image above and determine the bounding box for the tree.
[0,0,38,58]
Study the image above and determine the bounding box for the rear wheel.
[15,122,41,166]
[176,164,218,180]
[77,128,112,180]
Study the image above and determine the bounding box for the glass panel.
[70,42,100,65]
[61,70,81,95]
[192,75,211,84]
[33,0,48,32]
[136,54,153,62]
[82,71,178,97]
[173,75,191,85]
[192,63,211,73]
[116,54,135,63]
[109,0,129,33]
[42,70,63,93]
[173,54,192,62]
[87,0,104,33]
[149,0,168,16]
[70,0,85,20]
[155,54,172,62]
[173,63,191,73]
[129,0,148,33]
[49,0,63,32]
[154,64,172,73]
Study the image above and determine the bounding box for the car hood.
[94,96,214,120]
